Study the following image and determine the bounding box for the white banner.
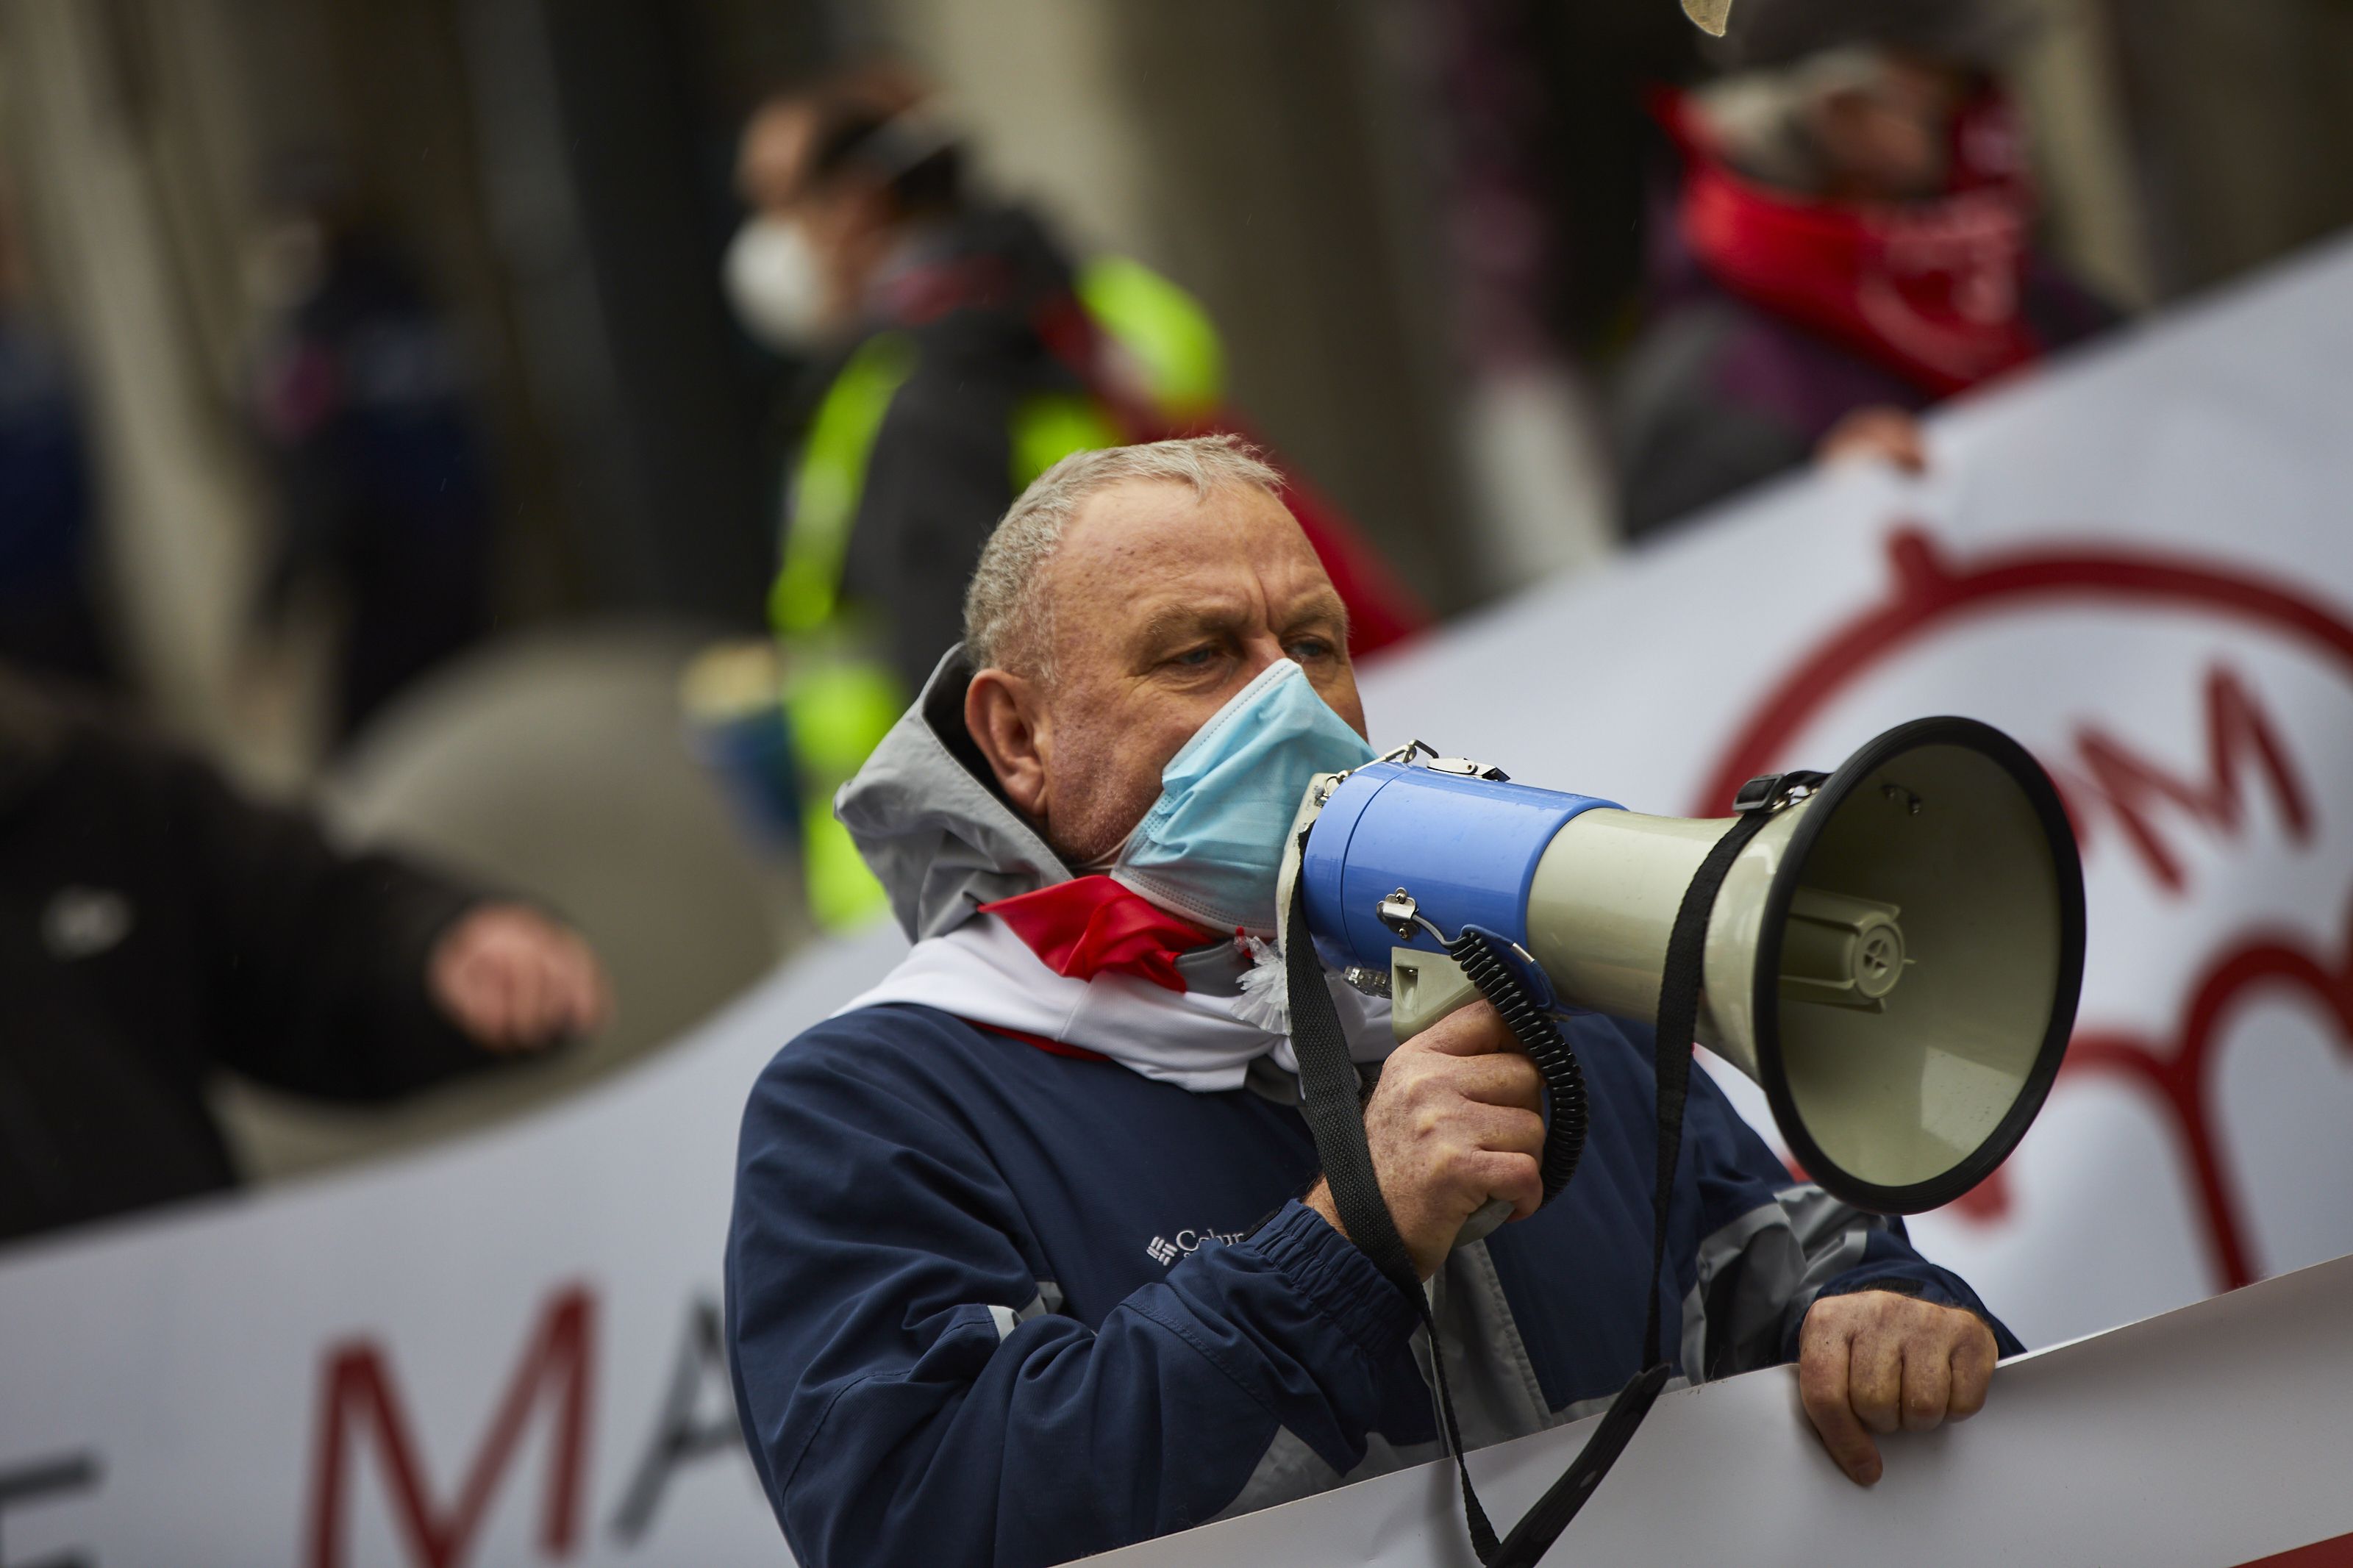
[4,235,2352,1566]
[1076,1250,2353,1568]
[1371,233,2353,1346]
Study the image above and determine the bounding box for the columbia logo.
[1145,1236,1179,1266]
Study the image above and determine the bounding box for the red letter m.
[306,1285,595,1568]
[2070,664,2315,892]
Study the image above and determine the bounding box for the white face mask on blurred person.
[724,216,832,353]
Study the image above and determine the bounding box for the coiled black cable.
[1448,929,1588,1204]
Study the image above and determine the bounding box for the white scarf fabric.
[836,913,1396,1094]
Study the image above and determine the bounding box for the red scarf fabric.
[978,876,1217,995]
[1669,91,2042,397]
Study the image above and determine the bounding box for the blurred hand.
[428,903,610,1052]
[1818,405,1929,474]
[1798,1290,1997,1486]
[1305,1000,1544,1280]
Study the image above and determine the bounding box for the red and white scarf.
[836,876,1395,1093]
[1671,90,2043,397]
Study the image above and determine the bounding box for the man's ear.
[964,668,1050,822]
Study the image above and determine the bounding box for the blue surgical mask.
[1106,659,1375,934]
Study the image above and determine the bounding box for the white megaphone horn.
[1293,716,2085,1216]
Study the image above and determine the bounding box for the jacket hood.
[838,644,1073,942]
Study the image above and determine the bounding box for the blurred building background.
[1,0,2349,1181]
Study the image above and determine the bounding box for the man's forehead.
[1054,478,1315,575]
[1038,479,1340,653]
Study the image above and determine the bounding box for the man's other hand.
[428,903,611,1051]
[1304,1000,1543,1280]
[1799,1290,1996,1486]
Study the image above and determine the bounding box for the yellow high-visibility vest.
[771,257,1226,928]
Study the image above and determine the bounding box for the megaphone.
[1296,715,2085,1215]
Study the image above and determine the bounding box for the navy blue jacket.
[726,1000,2015,1568]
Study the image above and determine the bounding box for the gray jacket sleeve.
[1677,1081,2026,1378]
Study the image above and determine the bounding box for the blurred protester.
[1613,0,2116,537]
[245,170,496,742]
[0,662,608,1247]
[719,64,1427,929]
[0,198,113,687]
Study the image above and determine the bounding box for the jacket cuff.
[1799,1264,2027,1358]
[1248,1200,1420,1362]
[376,871,490,1042]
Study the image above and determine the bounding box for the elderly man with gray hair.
[725,435,2017,1567]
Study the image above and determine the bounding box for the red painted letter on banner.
[305,1284,595,1568]
[2068,664,2314,892]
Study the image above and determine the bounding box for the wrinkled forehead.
[1044,478,1338,645]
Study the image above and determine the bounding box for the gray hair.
[961,434,1285,682]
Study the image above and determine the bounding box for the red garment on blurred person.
[1668,92,2041,396]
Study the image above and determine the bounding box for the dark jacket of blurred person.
[247,207,495,742]
[0,299,113,687]
[1613,0,2115,539]
[723,70,1429,928]
[0,667,607,1247]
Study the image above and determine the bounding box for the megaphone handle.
[1455,1196,1513,1247]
